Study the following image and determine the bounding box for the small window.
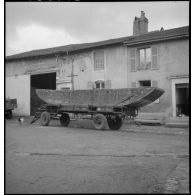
[61,87,70,90]
[95,80,105,89]
[94,50,104,70]
[139,80,151,87]
[138,48,151,70]
[96,82,100,89]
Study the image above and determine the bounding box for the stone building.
[6,12,189,118]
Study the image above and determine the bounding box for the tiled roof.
[124,25,189,45]
[6,26,189,61]
[6,36,129,61]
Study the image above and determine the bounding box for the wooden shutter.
[128,48,137,72]
[151,80,158,87]
[151,45,158,70]
[87,81,93,89]
[105,80,111,89]
[131,82,137,88]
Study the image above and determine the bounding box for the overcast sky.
[6,1,189,56]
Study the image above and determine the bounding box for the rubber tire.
[93,114,106,130]
[40,111,50,126]
[60,113,70,127]
[5,110,12,119]
[107,115,123,130]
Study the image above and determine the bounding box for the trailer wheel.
[107,115,123,130]
[93,114,106,130]
[5,110,12,119]
[60,113,70,127]
[40,111,50,126]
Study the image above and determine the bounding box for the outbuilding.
[6,12,189,118]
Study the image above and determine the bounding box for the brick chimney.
[133,11,148,35]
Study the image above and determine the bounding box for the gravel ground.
[5,118,190,194]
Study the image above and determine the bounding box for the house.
[6,11,189,118]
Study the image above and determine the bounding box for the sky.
[5,1,189,56]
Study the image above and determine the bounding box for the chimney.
[133,11,148,35]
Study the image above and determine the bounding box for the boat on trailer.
[32,87,164,130]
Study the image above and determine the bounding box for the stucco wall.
[127,39,189,115]
[105,45,127,88]
[5,38,189,116]
[6,56,60,115]
[72,46,127,89]
[56,45,127,90]
[6,56,60,77]
[6,75,30,115]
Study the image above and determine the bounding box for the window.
[139,80,151,87]
[95,80,105,89]
[94,50,104,70]
[138,48,151,70]
[61,87,70,90]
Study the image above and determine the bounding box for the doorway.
[30,72,56,115]
[176,83,189,116]
[171,77,189,117]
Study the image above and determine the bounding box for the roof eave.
[124,34,189,46]
[6,40,125,62]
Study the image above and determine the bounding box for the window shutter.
[87,81,93,89]
[131,82,137,88]
[105,80,111,89]
[151,80,158,87]
[151,45,158,70]
[128,48,137,72]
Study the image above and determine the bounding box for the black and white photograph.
[5,1,190,194]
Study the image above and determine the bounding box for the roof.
[6,36,130,61]
[6,26,189,61]
[124,25,189,45]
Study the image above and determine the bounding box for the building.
[6,11,189,118]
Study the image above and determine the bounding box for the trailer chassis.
[31,104,138,130]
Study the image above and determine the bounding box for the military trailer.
[31,87,164,130]
[5,98,17,119]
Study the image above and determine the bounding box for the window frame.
[139,80,151,87]
[95,80,105,89]
[93,50,105,71]
[138,47,152,70]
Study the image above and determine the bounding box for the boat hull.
[36,87,164,108]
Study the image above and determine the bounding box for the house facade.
[6,12,189,118]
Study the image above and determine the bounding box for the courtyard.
[5,118,189,194]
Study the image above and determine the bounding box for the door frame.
[30,71,57,115]
[171,77,189,117]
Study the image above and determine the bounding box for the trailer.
[31,103,138,130]
[31,87,164,130]
[5,98,17,119]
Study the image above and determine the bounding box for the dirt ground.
[5,118,190,194]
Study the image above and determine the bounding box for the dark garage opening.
[31,72,56,115]
[176,83,189,117]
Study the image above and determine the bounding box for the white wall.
[6,75,30,116]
